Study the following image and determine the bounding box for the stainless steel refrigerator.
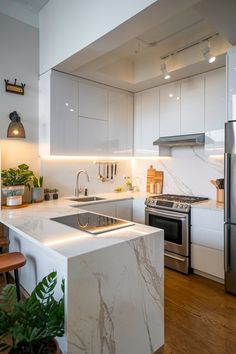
[225,120,236,294]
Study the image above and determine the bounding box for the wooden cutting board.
[146,166,163,193]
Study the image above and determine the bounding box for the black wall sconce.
[7,111,26,138]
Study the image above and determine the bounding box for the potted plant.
[1,164,34,206]
[52,189,59,200]
[32,176,44,203]
[0,271,64,353]
[44,188,50,201]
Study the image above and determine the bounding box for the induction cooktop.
[51,212,134,235]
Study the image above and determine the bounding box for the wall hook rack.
[5,79,26,95]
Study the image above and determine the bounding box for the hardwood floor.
[157,269,236,354]
[1,271,236,354]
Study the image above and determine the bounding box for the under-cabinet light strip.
[41,155,171,161]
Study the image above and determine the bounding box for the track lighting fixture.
[160,63,171,80]
[202,42,216,64]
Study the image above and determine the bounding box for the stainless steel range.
[145,194,208,274]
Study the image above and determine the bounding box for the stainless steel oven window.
[145,208,189,257]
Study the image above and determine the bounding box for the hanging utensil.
[107,163,109,179]
[97,163,102,180]
[102,163,106,182]
[111,163,113,180]
[114,163,117,176]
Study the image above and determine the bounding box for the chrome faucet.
[75,170,90,197]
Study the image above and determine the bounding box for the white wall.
[0,13,39,197]
[132,148,224,199]
[39,0,157,74]
[40,158,132,197]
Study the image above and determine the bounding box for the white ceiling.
[11,0,49,12]
[56,0,231,92]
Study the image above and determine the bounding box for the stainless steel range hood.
[153,133,205,147]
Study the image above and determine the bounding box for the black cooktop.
[51,212,134,235]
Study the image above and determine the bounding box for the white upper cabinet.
[51,71,79,155]
[108,90,133,156]
[39,70,133,156]
[39,70,79,156]
[181,76,204,134]
[160,82,181,137]
[78,117,108,155]
[134,88,159,155]
[205,67,226,131]
[78,81,108,121]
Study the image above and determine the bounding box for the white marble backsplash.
[132,147,224,199]
[40,159,132,197]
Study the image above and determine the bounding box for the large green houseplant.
[1,164,34,206]
[0,272,64,353]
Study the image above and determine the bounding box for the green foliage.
[1,164,34,189]
[32,176,44,188]
[0,272,64,353]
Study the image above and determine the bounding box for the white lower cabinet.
[132,197,146,224]
[191,244,224,280]
[116,199,133,220]
[81,199,133,221]
[191,207,224,280]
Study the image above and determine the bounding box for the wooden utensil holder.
[216,189,224,203]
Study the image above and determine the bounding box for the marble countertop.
[0,193,160,259]
[191,199,224,211]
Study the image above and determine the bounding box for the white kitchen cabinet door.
[160,82,181,137]
[134,88,159,155]
[116,199,133,221]
[81,202,116,218]
[108,91,133,156]
[132,197,146,224]
[79,81,108,121]
[227,46,236,121]
[51,71,79,155]
[191,244,224,280]
[205,67,226,131]
[181,76,204,134]
[78,117,108,155]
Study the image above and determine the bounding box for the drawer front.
[191,226,224,250]
[191,244,224,279]
[191,208,224,230]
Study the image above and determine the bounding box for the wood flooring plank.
[158,269,236,354]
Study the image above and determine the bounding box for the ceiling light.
[202,42,216,64]
[7,111,25,138]
[160,63,171,80]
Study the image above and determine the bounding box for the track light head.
[160,63,171,80]
[202,43,216,64]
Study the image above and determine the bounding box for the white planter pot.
[6,195,22,206]
[2,185,25,206]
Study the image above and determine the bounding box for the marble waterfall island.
[0,199,164,354]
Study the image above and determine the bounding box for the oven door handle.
[145,208,188,220]
[164,252,186,262]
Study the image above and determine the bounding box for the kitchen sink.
[69,196,106,202]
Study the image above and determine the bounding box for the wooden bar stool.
[0,252,26,301]
[0,235,9,254]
